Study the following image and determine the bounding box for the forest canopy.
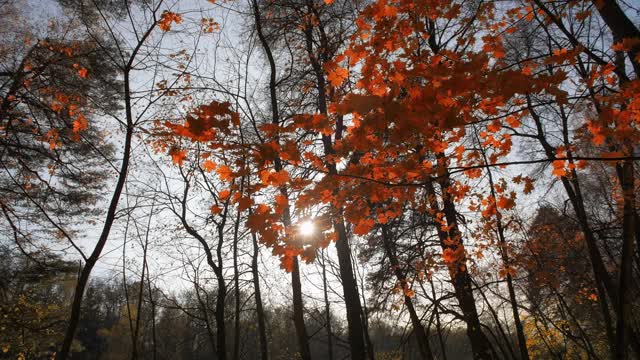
[0,0,639,359]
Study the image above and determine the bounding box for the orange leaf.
[327,66,348,87]
[216,165,234,182]
[169,148,187,166]
[354,218,375,235]
[552,160,566,177]
[505,115,520,128]
[73,114,88,133]
[202,160,216,172]
[159,11,182,32]
[219,189,231,200]
[237,197,253,211]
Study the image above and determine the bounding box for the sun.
[298,220,315,236]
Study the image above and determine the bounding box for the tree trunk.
[233,209,242,360]
[56,17,159,359]
[475,128,530,360]
[251,230,269,360]
[56,71,134,360]
[592,0,640,75]
[321,249,334,360]
[426,173,495,360]
[291,256,312,360]
[334,220,368,359]
[299,7,370,356]
[381,225,434,360]
[616,158,636,358]
[250,1,312,357]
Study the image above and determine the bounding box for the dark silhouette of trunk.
[474,128,530,360]
[617,158,636,358]
[426,170,495,360]
[380,225,434,360]
[194,280,218,353]
[131,200,155,360]
[291,256,312,360]
[299,4,370,356]
[320,249,334,360]
[589,6,639,356]
[429,279,448,360]
[592,0,640,75]
[251,229,269,360]
[58,86,132,360]
[177,178,228,360]
[215,213,228,360]
[145,261,157,360]
[56,13,161,359]
[57,50,135,360]
[251,1,311,358]
[359,281,375,360]
[333,220,368,360]
[233,208,242,360]
[420,21,493,359]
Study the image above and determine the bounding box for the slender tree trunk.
[426,173,495,360]
[251,1,311,357]
[474,128,530,360]
[215,218,228,360]
[617,158,636,358]
[334,220,368,360]
[291,256,312,360]
[381,225,434,360]
[429,279,448,360]
[215,271,227,360]
[55,14,161,358]
[177,173,228,360]
[131,200,154,360]
[298,7,370,356]
[359,277,375,360]
[233,209,242,360]
[194,282,218,354]
[145,261,157,360]
[251,229,269,360]
[321,249,334,360]
[56,72,134,360]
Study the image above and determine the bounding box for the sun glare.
[299,220,315,236]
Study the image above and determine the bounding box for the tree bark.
[321,249,334,360]
[426,173,495,360]
[251,229,269,360]
[56,63,135,360]
[616,158,636,358]
[299,4,370,356]
[56,12,161,359]
[250,2,312,358]
[233,209,242,360]
[380,225,434,360]
[474,128,530,360]
[291,256,312,360]
[592,0,640,75]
